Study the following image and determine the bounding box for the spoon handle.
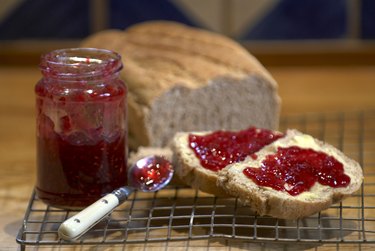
[58,187,135,241]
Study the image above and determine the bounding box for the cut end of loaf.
[148,75,280,147]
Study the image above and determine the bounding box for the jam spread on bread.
[188,127,283,172]
[243,146,351,196]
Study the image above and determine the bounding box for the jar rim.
[40,48,123,79]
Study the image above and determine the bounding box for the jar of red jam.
[35,48,127,209]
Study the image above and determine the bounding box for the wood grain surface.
[0,65,374,250]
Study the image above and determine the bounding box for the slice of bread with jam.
[172,128,363,219]
[172,127,284,196]
[218,129,363,219]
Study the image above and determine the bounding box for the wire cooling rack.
[16,110,375,250]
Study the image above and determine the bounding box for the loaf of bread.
[217,129,363,219]
[172,128,284,196]
[82,21,280,149]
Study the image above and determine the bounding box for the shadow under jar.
[35,48,128,209]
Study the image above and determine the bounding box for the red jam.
[36,115,127,208]
[35,48,127,209]
[243,146,351,196]
[129,156,173,192]
[188,127,284,172]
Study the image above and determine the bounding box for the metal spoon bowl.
[128,155,174,192]
[58,155,174,241]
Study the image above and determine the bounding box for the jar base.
[35,188,105,210]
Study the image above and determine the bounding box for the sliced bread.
[217,129,363,219]
[172,127,283,196]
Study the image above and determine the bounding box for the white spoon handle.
[58,187,134,241]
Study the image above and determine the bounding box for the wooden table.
[1,65,374,250]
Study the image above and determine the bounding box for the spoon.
[58,155,173,241]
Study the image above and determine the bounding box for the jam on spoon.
[58,155,173,241]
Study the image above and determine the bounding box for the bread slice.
[172,128,283,196]
[217,129,363,219]
[172,131,224,196]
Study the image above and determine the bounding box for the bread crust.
[217,130,363,219]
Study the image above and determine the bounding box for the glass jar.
[35,48,127,209]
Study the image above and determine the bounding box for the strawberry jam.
[35,48,127,209]
[188,127,283,172]
[128,156,174,192]
[36,130,127,208]
[243,146,351,196]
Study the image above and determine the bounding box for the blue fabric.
[109,0,197,29]
[0,0,372,41]
[0,0,90,39]
[361,0,375,39]
[242,0,348,40]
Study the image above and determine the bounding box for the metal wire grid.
[16,110,375,249]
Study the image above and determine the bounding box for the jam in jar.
[35,48,127,209]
